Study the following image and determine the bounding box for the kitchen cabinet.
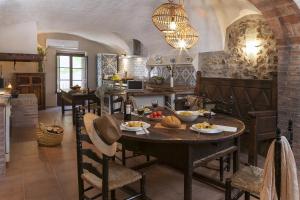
[14,73,45,110]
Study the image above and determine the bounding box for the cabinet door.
[32,85,43,109]
[32,76,42,85]
[16,86,31,94]
[16,76,30,86]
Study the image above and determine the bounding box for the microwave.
[127,80,144,92]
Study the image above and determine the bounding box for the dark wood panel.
[194,71,277,123]
[194,71,278,165]
[14,73,45,110]
[0,53,42,62]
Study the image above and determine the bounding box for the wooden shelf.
[0,53,42,62]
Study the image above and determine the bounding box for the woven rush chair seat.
[82,161,142,191]
[231,165,263,196]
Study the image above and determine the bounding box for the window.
[57,53,87,92]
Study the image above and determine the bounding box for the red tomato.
[157,111,162,116]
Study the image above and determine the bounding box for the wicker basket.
[36,123,64,146]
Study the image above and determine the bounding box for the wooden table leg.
[233,137,240,173]
[61,96,65,115]
[184,145,193,200]
[72,101,76,125]
[97,100,101,116]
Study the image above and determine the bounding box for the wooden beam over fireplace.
[0,53,42,62]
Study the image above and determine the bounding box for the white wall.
[0,22,37,54]
[38,33,119,107]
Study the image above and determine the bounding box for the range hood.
[126,39,143,57]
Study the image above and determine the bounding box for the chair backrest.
[248,111,277,166]
[75,106,111,200]
[274,120,293,200]
[203,95,234,116]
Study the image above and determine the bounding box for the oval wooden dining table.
[114,112,246,200]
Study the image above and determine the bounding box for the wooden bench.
[194,71,278,165]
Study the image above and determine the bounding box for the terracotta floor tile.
[24,178,63,200]
[1,107,294,200]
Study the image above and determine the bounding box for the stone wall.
[199,14,277,80]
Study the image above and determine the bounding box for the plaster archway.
[246,0,300,170]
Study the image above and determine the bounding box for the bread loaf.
[162,116,181,128]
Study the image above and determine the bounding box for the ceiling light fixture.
[152,0,189,33]
[165,23,199,49]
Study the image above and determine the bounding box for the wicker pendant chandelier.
[152,0,189,33]
[165,23,199,49]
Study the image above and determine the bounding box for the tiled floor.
[0,107,275,199]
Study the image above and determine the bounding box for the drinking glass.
[152,100,158,109]
[203,111,213,123]
[137,105,144,120]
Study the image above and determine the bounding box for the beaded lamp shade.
[152,1,189,33]
[165,23,199,49]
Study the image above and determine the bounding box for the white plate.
[121,121,151,132]
[190,125,223,134]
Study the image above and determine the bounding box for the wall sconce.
[243,39,262,59]
[7,83,12,89]
[5,82,12,93]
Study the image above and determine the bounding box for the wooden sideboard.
[14,73,45,110]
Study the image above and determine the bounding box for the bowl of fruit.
[146,111,165,121]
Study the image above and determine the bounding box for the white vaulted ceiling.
[0,0,260,55]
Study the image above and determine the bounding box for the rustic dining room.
[0,0,300,200]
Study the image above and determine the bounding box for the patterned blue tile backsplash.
[98,55,197,87]
[150,65,196,86]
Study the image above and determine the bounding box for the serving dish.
[121,121,151,131]
[175,110,199,122]
[190,122,222,134]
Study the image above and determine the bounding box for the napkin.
[136,130,147,135]
[215,125,237,132]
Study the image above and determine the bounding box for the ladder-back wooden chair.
[75,107,146,200]
[225,120,294,200]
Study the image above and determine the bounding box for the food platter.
[121,121,151,131]
[190,122,223,134]
[146,111,165,121]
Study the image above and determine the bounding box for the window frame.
[56,52,88,93]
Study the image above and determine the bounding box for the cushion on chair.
[231,165,264,195]
[81,161,142,190]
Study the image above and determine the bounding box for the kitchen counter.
[127,89,173,96]
[146,84,194,93]
[100,85,195,114]
[0,92,11,176]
